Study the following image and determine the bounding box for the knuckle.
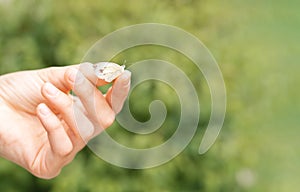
[85,86,95,97]
[74,80,94,97]
[51,123,62,132]
[61,97,73,109]
[57,141,73,157]
[73,71,86,86]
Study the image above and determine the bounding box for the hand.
[0,63,131,179]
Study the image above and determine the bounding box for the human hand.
[0,63,131,179]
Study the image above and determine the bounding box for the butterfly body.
[93,62,125,82]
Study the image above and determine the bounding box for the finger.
[77,62,108,86]
[106,70,131,114]
[37,103,73,156]
[65,69,115,133]
[41,82,94,144]
[38,65,79,93]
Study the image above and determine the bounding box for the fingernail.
[120,70,131,85]
[38,104,51,116]
[44,82,59,96]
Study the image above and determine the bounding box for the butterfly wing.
[94,62,125,82]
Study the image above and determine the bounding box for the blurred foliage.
[0,0,300,191]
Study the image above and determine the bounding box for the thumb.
[106,70,131,114]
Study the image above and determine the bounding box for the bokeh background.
[0,0,299,191]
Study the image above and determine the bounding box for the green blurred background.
[0,0,299,191]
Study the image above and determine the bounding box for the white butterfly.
[93,62,125,82]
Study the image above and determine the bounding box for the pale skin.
[0,63,131,179]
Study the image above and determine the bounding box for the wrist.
[0,76,4,126]
[0,75,8,157]
[0,74,7,104]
